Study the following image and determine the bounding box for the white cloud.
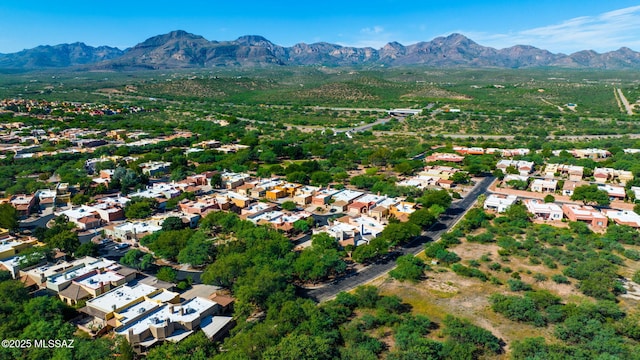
[467,5,640,53]
[360,26,385,35]
[338,25,398,48]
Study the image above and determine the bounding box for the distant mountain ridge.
[0,42,124,69]
[2,30,640,70]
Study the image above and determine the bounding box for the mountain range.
[1,30,640,70]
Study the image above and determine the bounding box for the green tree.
[571,185,610,206]
[451,171,471,184]
[74,242,98,257]
[389,255,426,282]
[310,171,333,187]
[311,233,338,250]
[156,266,177,282]
[177,232,215,267]
[146,331,216,360]
[120,249,154,271]
[544,194,555,203]
[428,204,446,218]
[0,203,19,230]
[259,150,278,164]
[506,179,528,190]
[293,219,310,233]
[417,189,452,209]
[286,171,309,185]
[510,337,555,360]
[352,244,378,264]
[281,201,297,211]
[201,252,249,287]
[147,229,193,261]
[425,242,461,264]
[505,165,519,174]
[71,193,90,205]
[294,247,346,282]
[408,208,436,228]
[442,315,501,355]
[124,197,158,219]
[504,203,531,226]
[116,336,135,360]
[162,216,186,231]
[380,222,420,246]
[263,333,336,360]
[47,230,80,253]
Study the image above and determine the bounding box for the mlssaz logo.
[33,339,75,348]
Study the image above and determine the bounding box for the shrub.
[508,279,532,292]
[451,264,488,281]
[551,274,570,284]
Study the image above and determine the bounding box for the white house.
[484,194,517,213]
[523,199,563,221]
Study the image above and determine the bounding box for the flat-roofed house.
[597,184,626,200]
[114,297,222,354]
[562,181,583,197]
[293,186,319,205]
[424,152,464,163]
[82,283,180,331]
[389,201,417,222]
[530,179,557,193]
[523,199,563,220]
[602,209,640,228]
[496,160,534,176]
[265,188,287,201]
[224,191,252,208]
[593,167,633,185]
[347,202,368,215]
[220,172,250,190]
[312,189,341,206]
[10,194,37,217]
[484,194,517,213]
[59,205,112,230]
[562,204,608,230]
[544,164,584,181]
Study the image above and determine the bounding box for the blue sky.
[1,1,640,54]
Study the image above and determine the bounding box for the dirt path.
[540,98,564,112]
[617,88,634,115]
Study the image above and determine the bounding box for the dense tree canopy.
[0,203,19,230]
[124,196,158,219]
[570,184,610,206]
[389,254,427,282]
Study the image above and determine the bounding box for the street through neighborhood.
[304,176,495,302]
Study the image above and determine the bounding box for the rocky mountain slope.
[2,30,639,70]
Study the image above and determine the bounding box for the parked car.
[115,243,130,250]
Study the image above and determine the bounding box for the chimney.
[180,307,184,316]
[169,305,174,313]
[100,281,104,293]
[128,328,133,339]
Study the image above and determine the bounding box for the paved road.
[332,116,398,134]
[19,213,54,230]
[97,239,133,260]
[304,176,495,302]
[311,106,390,113]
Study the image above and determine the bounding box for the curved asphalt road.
[303,176,495,302]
